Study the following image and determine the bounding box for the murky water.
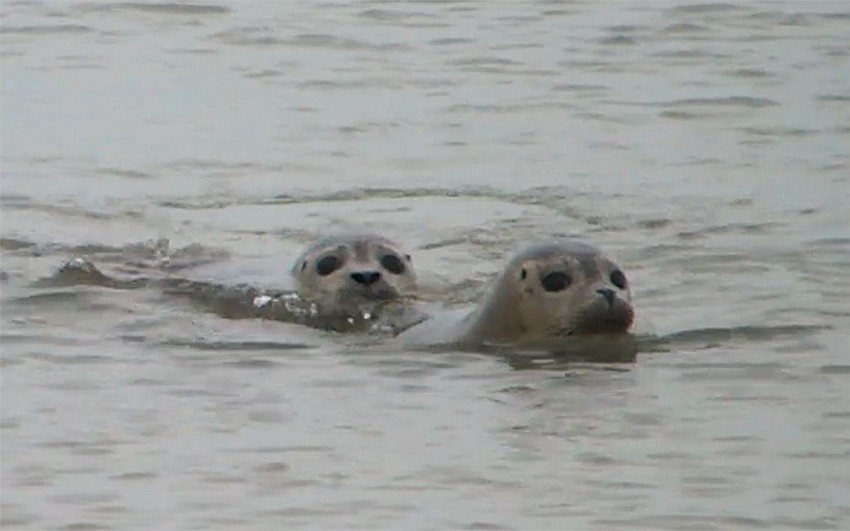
[2,0,850,529]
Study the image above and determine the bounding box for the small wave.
[209,28,288,47]
[36,258,140,289]
[27,240,230,279]
[94,167,153,179]
[429,37,475,46]
[158,157,271,171]
[87,2,231,15]
[0,200,116,220]
[667,3,745,14]
[642,324,830,352]
[0,333,88,346]
[675,221,784,240]
[722,67,773,78]
[449,56,521,67]
[661,22,711,34]
[659,96,779,108]
[5,288,100,305]
[27,352,114,365]
[803,237,850,248]
[156,185,533,209]
[598,35,637,46]
[820,365,850,375]
[287,33,412,52]
[406,335,639,367]
[357,8,440,24]
[817,12,850,20]
[551,83,610,93]
[0,238,37,251]
[501,340,639,368]
[296,79,373,90]
[739,126,816,137]
[159,339,313,351]
[212,29,411,51]
[223,358,284,368]
[1,24,93,35]
[817,94,850,103]
[651,48,733,59]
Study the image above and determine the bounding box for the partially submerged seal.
[398,240,634,350]
[45,233,421,333]
[290,233,418,318]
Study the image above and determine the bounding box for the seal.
[291,233,418,315]
[45,233,421,333]
[398,240,634,349]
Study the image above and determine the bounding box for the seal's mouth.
[572,300,634,335]
[551,299,634,337]
[338,283,399,302]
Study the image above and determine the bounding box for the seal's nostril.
[597,288,616,305]
[351,271,381,286]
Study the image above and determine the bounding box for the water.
[2,0,849,528]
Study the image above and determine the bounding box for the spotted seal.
[44,233,420,333]
[291,233,417,317]
[398,240,634,349]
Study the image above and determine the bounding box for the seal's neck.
[462,276,525,345]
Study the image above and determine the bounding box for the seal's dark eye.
[315,255,341,276]
[520,268,527,280]
[380,253,405,275]
[610,269,627,290]
[541,272,571,292]
[301,261,307,271]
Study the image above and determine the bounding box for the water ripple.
[3,0,849,528]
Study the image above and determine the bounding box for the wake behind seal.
[44,233,422,334]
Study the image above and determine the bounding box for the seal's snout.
[596,288,616,306]
[350,271,382,286]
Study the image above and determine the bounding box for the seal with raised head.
[44,233,420,333]
[398,240,634,349]
[291,233,417,316]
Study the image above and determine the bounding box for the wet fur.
[400,240,634,348]
[291,233,417,313]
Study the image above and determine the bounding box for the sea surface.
[2,1,849,529]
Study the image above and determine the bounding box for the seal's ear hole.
[405,254,411,262]
[380,253,406,275]
[610,269,627,290]
[315,255,341,276]
[301,261,308,271]
[520,268,527,280]
[541,272,571,292]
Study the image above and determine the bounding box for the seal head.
[291,233,417,312]
[520,241,632,334]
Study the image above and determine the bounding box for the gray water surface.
[2,1,850,529]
